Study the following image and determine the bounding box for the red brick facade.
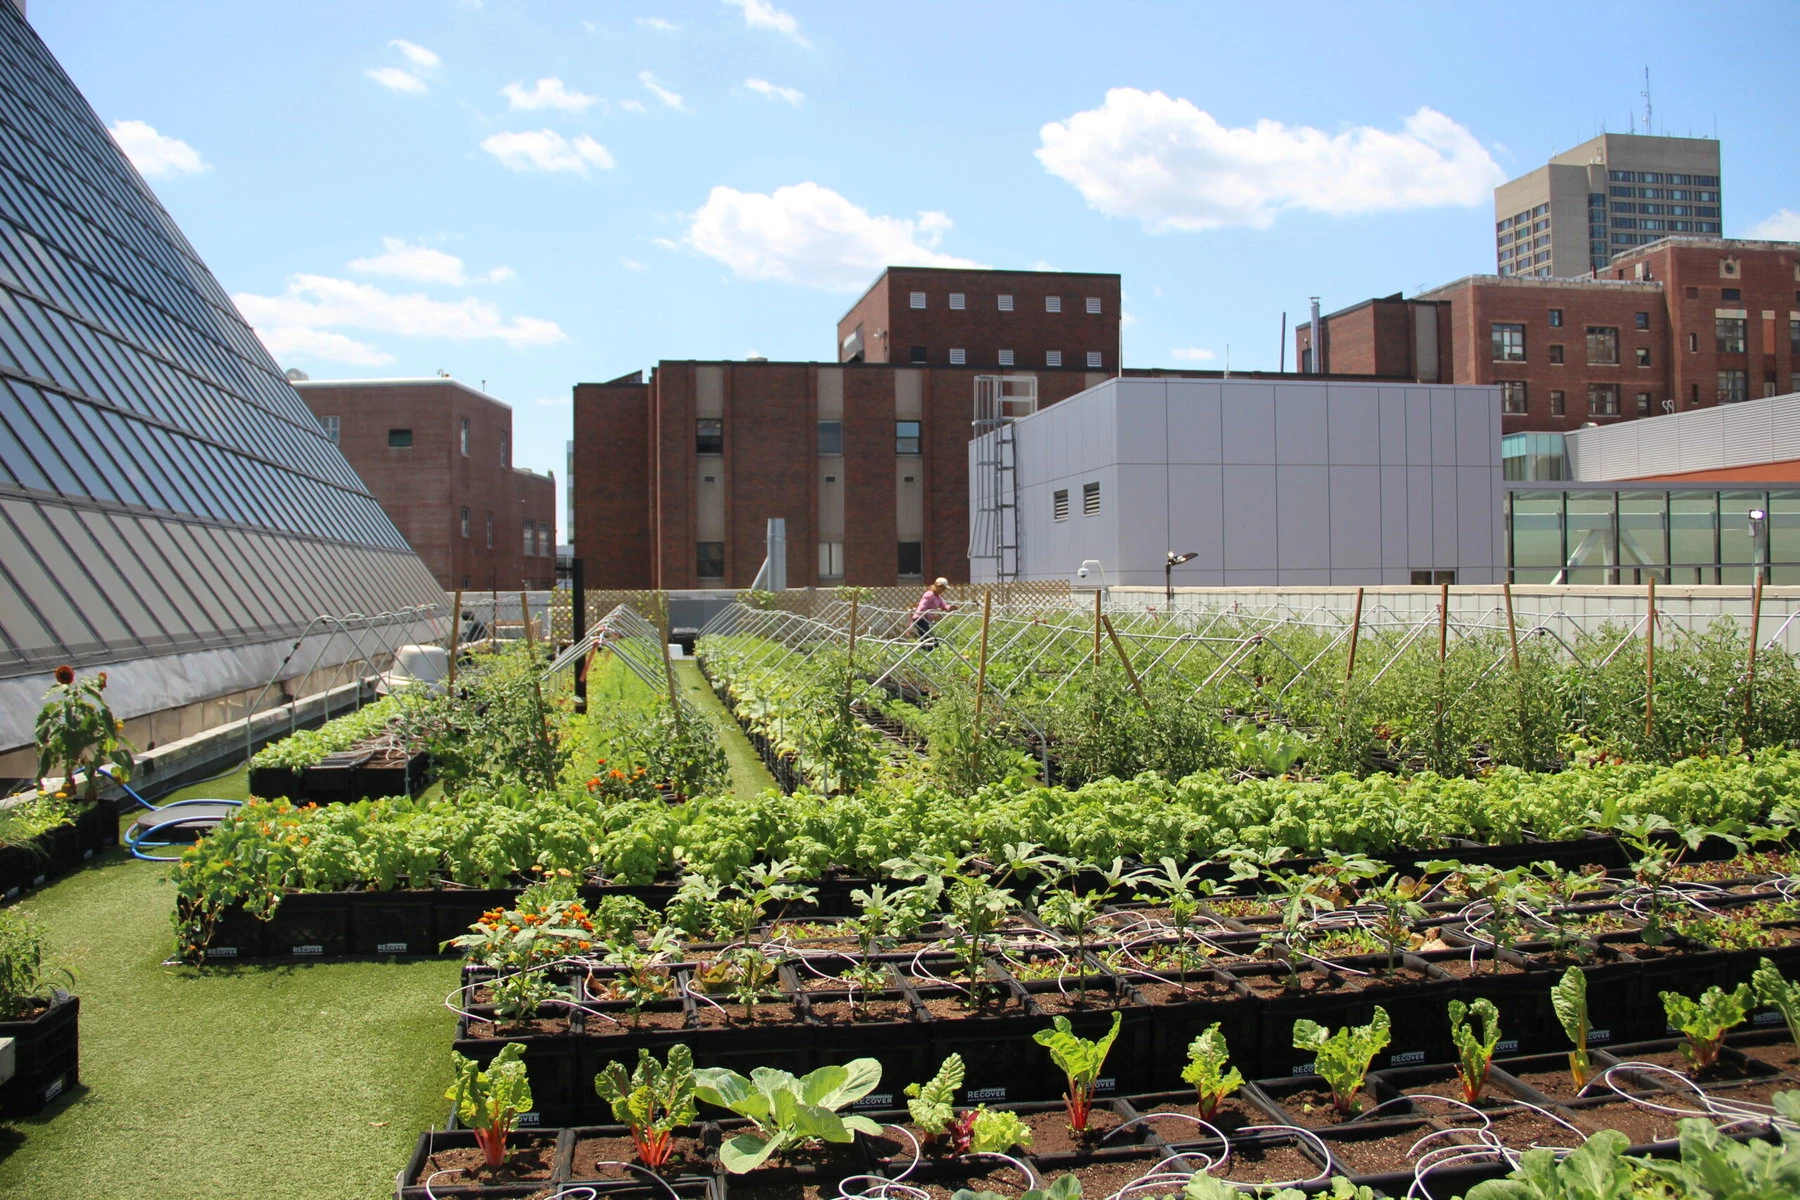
[295,379,556,592]
[837,267,1122,372]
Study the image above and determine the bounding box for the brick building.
[837,267,1122,372]
[295,378,557,591]
[1299,238,1800,435]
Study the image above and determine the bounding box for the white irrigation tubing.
[1106,1112,1230,1175]
[1599,1061,1800,1133]
[836,1125,927,1200]
[906,946,972,996]
[1227,1125,1332,1190]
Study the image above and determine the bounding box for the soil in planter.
[463,1012,571,1038]
[1609,1047,1773,1087]
[1216,1140,1323,1187]
[1322,1122,1435,1178]
[1427,956,1532,980]
[730,1144,868,1200]
[1027,984,1136,1015]
[1134,1098,1264,1138]
[806,996,913,1023]
[413,1139,557,1185]
[893,1164,1028,1200]
[1275,1087,1383,1127]
[691,1000,804,1027]
[1019,1107,1126,1156]
[1732,1040,1800,1074]
[1048,1153,1167,1198]
[1499,1062,1612,1105]
[1465,1107,1585,1151]
[583,1007,690,1035]
[1390,1065,1521,1109]
[569,1132,709,1180]
[916,993,1028,1020]
[1128,977,1241,1005]
[1568,1098,1684,1145]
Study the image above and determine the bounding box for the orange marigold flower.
[587,778,601,789]
[53,664,75,685]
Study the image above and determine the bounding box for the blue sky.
[35,1,1800,537]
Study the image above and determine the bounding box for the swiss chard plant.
[594,1045,698,1169]
[1752,957,1800,1045]
[692,1059,884,1173]
[1180,1022,1244,1120]
[1033,1012,1121,1133]
[1552,966,1592,1090]
[1293,1007,1390,1117]
[905,1053,964,1140]
[447,1044,533,1169]
[1449,998,1502,1104]
[1662,984,1754,1071]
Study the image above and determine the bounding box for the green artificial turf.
[0,770,459,1200]
[675,659,778,799]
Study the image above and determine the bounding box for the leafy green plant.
[35,665,133,800]
[0,907,72,1020]
[1033,1012,1121,1133]
[595,1046,698,1169]
[953,1175,1081,1200]
[1180,1022,1243,1119]
[1752,957,1800,1045]
[1293,1007,1390,1117]
[446,882,595,1027]
[691,945,782,1013]
[1132,856,1230,984]
[691,1059,884,1173]
[964,1108,1031,1155]
[1462,1129,1635,1200]
[1450,997,1502,1103]
[1364,873,1429,975]
[447,1044,533,1169]
[1662,984,1753,1071]
[1184,1177,1375,1200]
[905,1054,964,1138]
[1553,966,1592,1090]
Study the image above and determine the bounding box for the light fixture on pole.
[1749,507,1768,582]
[1165,550,1198,607]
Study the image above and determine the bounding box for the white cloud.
[534,395,571,407]
[652,236,679,250]
[349,237,469,286]
[685,181,983,291]
[501,77,600,113]
[1746,209,1800,240]
[1037,90,1504,232]
[366,66,427,95]
[745,77,803,106]
[480,129,616,173]
[1119,310,1138,327]
[620,99,647,113]
[1171,347,1216,362]
[107,119,210,178]
[722,0,809,47]
[389,39,440,68]
[234,274,567,362]
[485,266,516,283]
[638,16,680,31]
[621,258,647,271]
[639,71,686,111]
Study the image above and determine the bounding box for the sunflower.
[53,664,75,685]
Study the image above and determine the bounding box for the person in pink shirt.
[911,577,957,644]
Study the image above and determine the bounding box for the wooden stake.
[1644,577,1657,740]
[1345,587,1364,681]
[971,588,993,775]
[1101,614,1150,708]
[845,593,860,708]
[1744,577,1765,742]
[1502,581,1521,671]
[1437,579,1450,664]
[660,612,682,728]
[447,588,462,691]
[518,591,535,649]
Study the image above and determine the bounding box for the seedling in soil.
[1133,856,1233,984]
[1606,813,1746,949]
[1364,873,1429,976]
[1553,966,1593,1089]
[599,926,680,1013]
[1450,998,1502,1103]
[447,1043,533,1169]
[1233,857,1334,984]
[692,1058,884,1173]
[1752,957,1800,1045]
[1181,1022,1244,1120]
[1424,859,1537,972]
[1036,857,1146,1004]
[692,945,782,1016]
[1292,1006,1390,1117]
[594,1045,698,1169]
[1662,983,1754,1071]
[942,869,1019,1001]
[1034,1011,1122,1133]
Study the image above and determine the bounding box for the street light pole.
[1165,550,1198,608]
[1749,507,1768,583]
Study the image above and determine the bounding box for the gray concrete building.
[970,376,1504,588]
[1495,134,1722,278]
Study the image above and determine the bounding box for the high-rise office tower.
[1494,134,1722,278]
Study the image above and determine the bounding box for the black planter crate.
[260,891,353,958]
[916,973,1054,1104]
[398,1128,566,1198]
[1130,968,1258,1095]
[349,891,437,956]
[0,989,79,1116]
[359,750,431,799]
[1233,957,1455,1079]
[302,750,371,805]
[247,765,302,801]
[453,1022,589,1131]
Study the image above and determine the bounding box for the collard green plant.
[1180,1022,1244,1119]
[447,1044,533,1169]
[1552,966,1592,1090]
[594,1045,697,1168]
[1450,997,1502,1103]
[1662,984,1754,1071]
[1752,957,1800,1046]
[1033,1012,1121,1132]
[1293,1007,1390,1116]
[692,1059,884,1173]
[1462,1129,1634,1200]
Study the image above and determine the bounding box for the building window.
[1045,296,1062,313]
[460,417,469,456]
[817,420,843,456]
[1688,332,1699,352]
[1588,384,1620,416]
[1549,344,1564,364]
[1791,320,1800,356]
[897,542,922,578]
[1586,326,1619,365]
[909,346,928,363]
[949,292,965,310]
[460,506,470,538]
[998,349,1014,366]
[696,418,723,454]
[1052,489,1069,521]
[500,434,509,466]
[1721,287,1741,301]
[538,525,548,557]
[524,519,535,556]
[896,420,921,455]
[1550,390,1565,416]
[1083,351,1101,369]
[486,511,493,548]
[1045,350,1062,367]
[1692,383,1701,407]
[1548,309,1563,327]
[1491,323,1525,361]
[997,294,1014,312]
[909,291,926,309]
[318,414,339,443]
[1634,312,1650,330]
[697,542,724,579]
[388,428,413,448]
[1082,481,1100,516]
[1636,347,1651,367]
[1792,373,1800,396]
[1501,382,1528,414]
[1718,370,1748,404]
[949,348,967,365]
[1085,297,1102,314]
[1716,317,1747,354]
[818,542,844,579]
[1636,392,1652,415]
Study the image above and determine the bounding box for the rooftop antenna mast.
[1642,66,1652,135]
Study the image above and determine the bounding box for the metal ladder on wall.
[968,375,1036,582]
